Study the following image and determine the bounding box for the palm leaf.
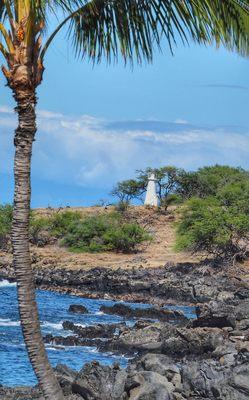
[40,0,249,64]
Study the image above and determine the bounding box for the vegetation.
[0,205,13,250]
[111,166,184,206]
[30,210,150,253]
[112,165,248,207]
[112,164,249,261]
[176,165,249,199]
[61,213,150,253]
[0,207,149,253]
[176,168,249,261]
[0,0,248,397]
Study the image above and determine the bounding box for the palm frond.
[42,0,249,64]
[1,0,249,64]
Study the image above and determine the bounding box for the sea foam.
[41,321,64,330]
[0,318,20,327]
[0,280,16,288]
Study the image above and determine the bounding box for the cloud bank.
[0,105,248,204]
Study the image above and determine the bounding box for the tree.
[111,179,143,203]
[136,166,184,201]
[176,180,249,261]
[111,166,184,204]
[0,1,248,399]
[177,165,248,199]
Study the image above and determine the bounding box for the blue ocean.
[0,279,195,387]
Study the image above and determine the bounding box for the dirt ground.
[30,205,199,271]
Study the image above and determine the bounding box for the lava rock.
[193,301,236,329]
[68,304,89,314]
[72,361,127,400]
[126,371,174,400]
[100,303,187,325]
[63,321,125,338]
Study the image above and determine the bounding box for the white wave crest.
[45,345,65,351]
[74,323,86,328]
[0,279,16,288]
[0,318,20,327]
[95,311,104,316]
[41,321,63,330]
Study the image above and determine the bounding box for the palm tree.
[0,1,248,399]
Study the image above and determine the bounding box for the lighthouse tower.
[144,173,158,207]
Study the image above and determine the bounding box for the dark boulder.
[135,353,182,393]
[72,361,127,400]
[55,364,78,396]
[100,303,187,325]
[99,322,163,354]
[0,386,44,400]
[68,304,89,314]
[182,357,249,400]
[63,321,125,338]
[44,333,102,347]
[160,325,226,357]
[193,301,236,329]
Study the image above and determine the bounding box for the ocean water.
[0,279,195,387]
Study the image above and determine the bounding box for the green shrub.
[49,210,82,237]
[61,212,150,253]
[176,195,249,260]
[0,204,13,249]
[61,214,113,252]
[103,223,151,253]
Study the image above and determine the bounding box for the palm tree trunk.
[12,89,64,400]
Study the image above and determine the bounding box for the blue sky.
[0,29,249,207]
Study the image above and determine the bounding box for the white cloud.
[0,105,14,114]
[37,110,64,119]
[0,107,248,191]
[174,118,189,124]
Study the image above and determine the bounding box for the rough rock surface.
[68,304,89,314]
[100,303,188,325]
[2,261,249,399]
[1,260,247,305]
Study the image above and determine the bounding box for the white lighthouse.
[144,173,158,207]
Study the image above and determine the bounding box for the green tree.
[111,166,185,205]
[0,1,249,399]
[111,179,143,203]
[136,166,184,201]
[177,165,248,199]
[176,182,249,260]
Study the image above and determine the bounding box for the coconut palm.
[0,0,248,399]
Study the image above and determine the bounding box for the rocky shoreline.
[1,259,247,305]
[1,260,249,399]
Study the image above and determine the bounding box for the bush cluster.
[0,207,150,253]
[176,168,249,261]
[31,210,150,253]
